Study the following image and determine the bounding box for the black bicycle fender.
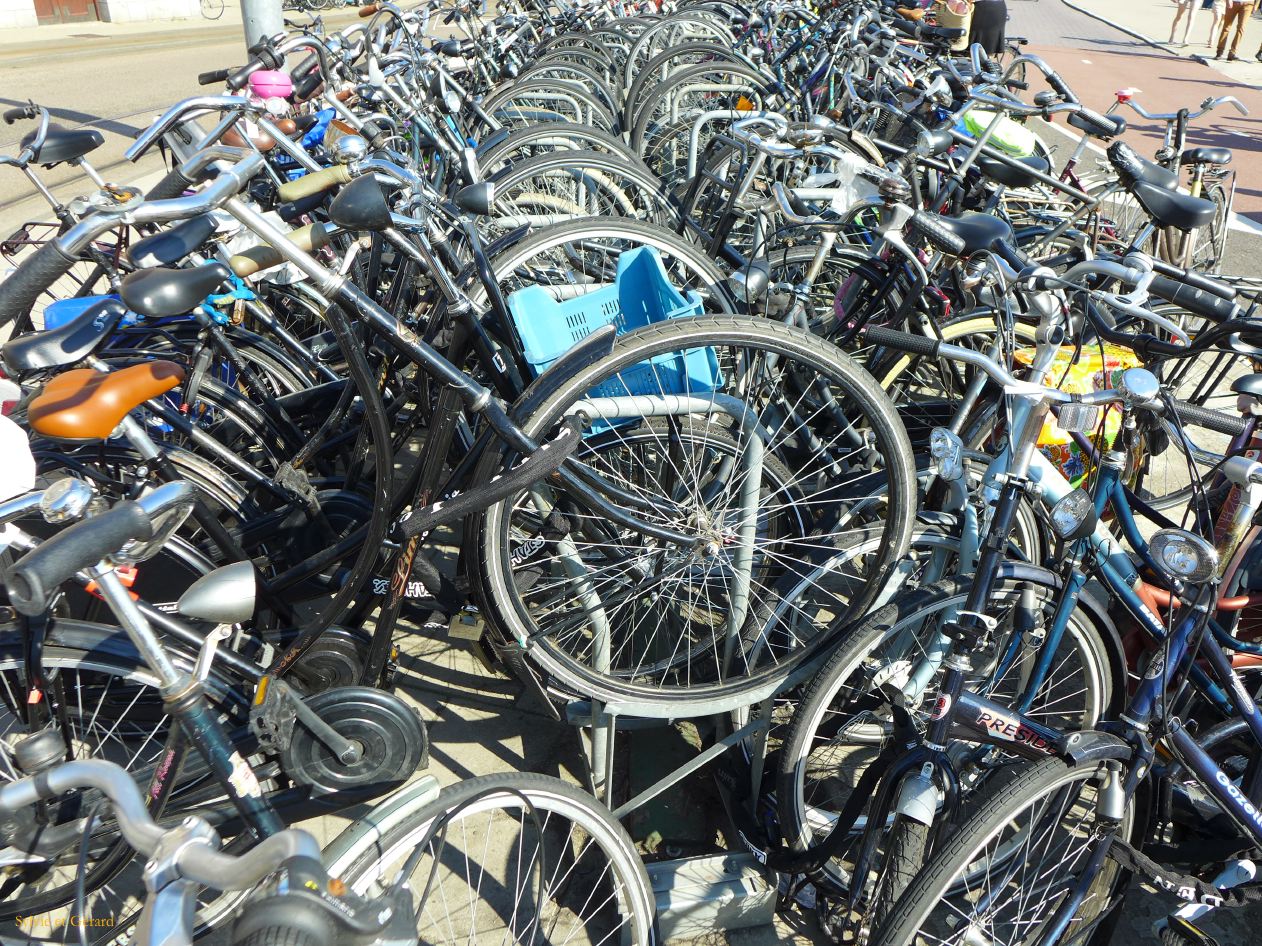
[1060,729,1131,765]
[510,324,617,423]
[995,561,1129,719]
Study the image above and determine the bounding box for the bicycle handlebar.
[126,95,250,161]
[0,759,322,887]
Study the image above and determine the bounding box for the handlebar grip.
[358,3,379,15]
[6,502,154,616]
[198,69,231,87]
[2,107,32,124]
[1148,275,1240,324]
[144,166,194,201]
[1168,399,1249,438]
[1045,71,1078,105]
[865,326,942,358]
[909,211,968,257]
[232,891,336,946]
[1148,258,1237,301]
[292,68,324,102]
[890,17,922,38]
[226,59,267,92]
[230,223,333,277]
[0,240,78,329]
[276,165,352,202]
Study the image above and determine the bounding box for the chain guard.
[279,686,427,793]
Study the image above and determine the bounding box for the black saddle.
[1108,141,1180,191]
[1181,147,1231,167]
[935,212,1014,255]
[1068,111,1126,140]
[1231,375,1262,399]
[1131,180,1216,232]
[119,263,230,318]
[2,298,125,376]
[127,215,218,269]
[976,154,1051,190]
[22,124,104,167]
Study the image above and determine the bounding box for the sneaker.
[1229,53,1240,61]
[1256,53,1262,62]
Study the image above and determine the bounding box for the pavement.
[0,3,1259,945]
[1068,0,1262,84]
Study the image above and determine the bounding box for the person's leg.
[1182,1,1199,42]
[1231,2,1256,54]
[1217,4,1236,54]
[1170,0,1187,42]
[980,2,1008,56]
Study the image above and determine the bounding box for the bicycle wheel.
[482,80,618,135]
[471,217,736,316]
[200,0,224,18]
[871,752,1137,946]
[479,150,677,238]
[475,315,917,708]
[328,772,655,946]
[0,623,256,941]
[477,124,640,179]
[1190,180,1230,272]
[776,574,1120,896]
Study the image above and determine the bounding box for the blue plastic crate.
[508,247,721,425]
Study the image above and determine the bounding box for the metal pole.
[241,0,284,50]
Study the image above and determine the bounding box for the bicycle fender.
[996,561,1129,720]
[1060,729,1131,765]
[510,324,617,423]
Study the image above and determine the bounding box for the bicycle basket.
[508,246,720,432]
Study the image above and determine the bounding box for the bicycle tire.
[477,123,642,179]
[475,315,917,709]
[480,150,678,237]
[776,574,1121,893]
[870,752,1136,946]
[0,623,257,938]
[328,772,656,946]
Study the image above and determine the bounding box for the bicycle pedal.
[1162,916,1220,946]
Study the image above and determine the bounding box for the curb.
[1059,0,1173,53]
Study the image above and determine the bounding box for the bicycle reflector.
[1149,529,1219,584]
[1049,488,1097,542]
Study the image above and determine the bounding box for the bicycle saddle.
[21,124,104,167]
[1107,140,1179,190]
[119,263,230,318]
[223,126,278,153]
[1068,112,1126,140]
[976,153,1050,190]
[1180,147,1232,167]
[126,214,218,269]
[27,361,185,441]
[930,212,1013,255]
[1231,375,1262,399]
[1130,180,1216,232]
[2,298,126,377]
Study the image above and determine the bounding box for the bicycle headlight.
[1049,488,1097,542]
[1149,529,1219,583]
